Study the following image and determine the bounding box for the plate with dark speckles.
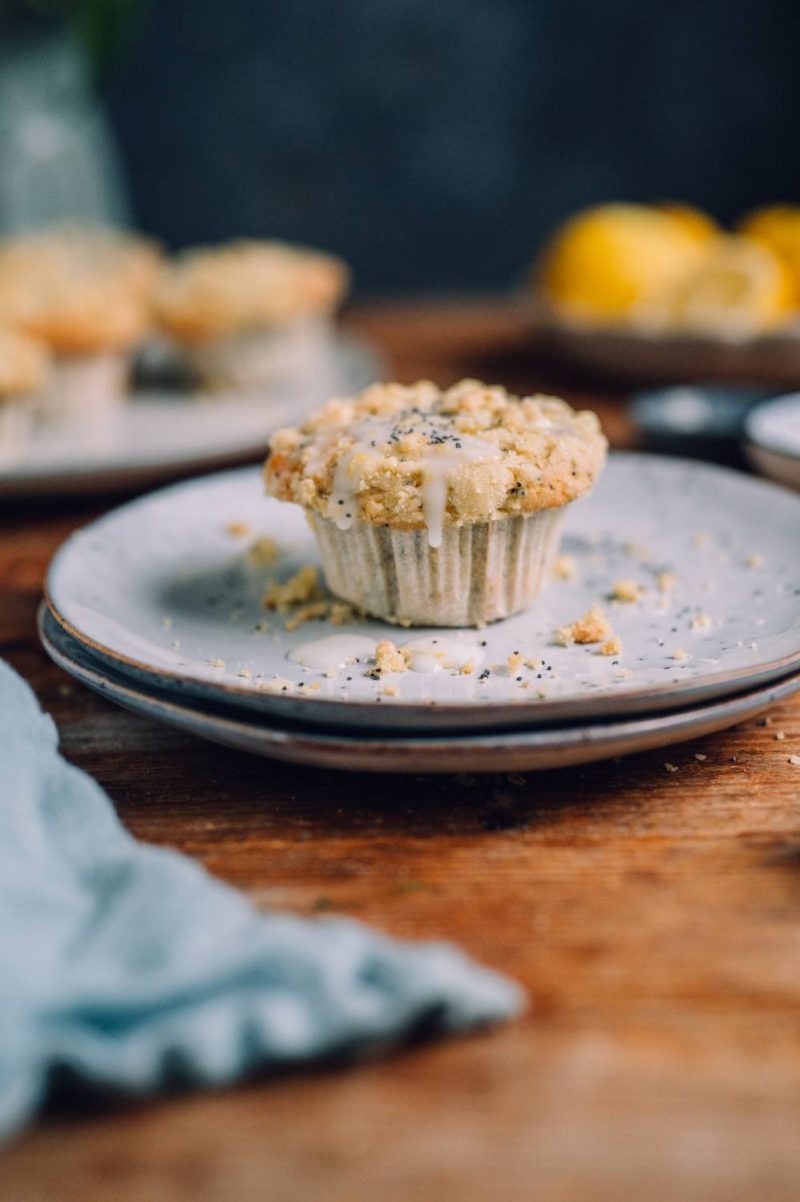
[40,604,800,772]
[45,453,800,733]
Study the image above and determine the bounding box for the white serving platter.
[40,605,800,774]
[0,335,381,497]
[46,453,800,732]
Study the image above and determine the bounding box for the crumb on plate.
[225,520,251,538]
[247,535,279,565]
[258,675,295,694]
[263,564,321,611]
[553,554,577,580]
[611,578,641,603]
[374,639,408,674]
[555,604,612,646]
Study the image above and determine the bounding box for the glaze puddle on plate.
[46,453,800,733]
[40,606,800,774]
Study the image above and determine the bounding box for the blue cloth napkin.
[0,659,523,1141]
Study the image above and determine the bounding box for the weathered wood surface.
[1,301,799,1202]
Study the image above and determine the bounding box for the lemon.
[738,204,800,289]
[640,234,796,337]
[537,203,713,325]
[656,203,719,242]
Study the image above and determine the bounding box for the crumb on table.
[657,571,677,594]
[671,648,690,661]
[599,635,622,657]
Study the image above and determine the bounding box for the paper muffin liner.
[37,352,128,419]
[308,508,566,627]
[186,316,335,393]
[0,398,33,464]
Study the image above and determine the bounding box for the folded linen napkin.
[0,659,523,1141]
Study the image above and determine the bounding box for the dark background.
[107,0,800,295]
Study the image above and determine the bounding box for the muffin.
[0,225,155,422]
[0,326,49,461]
[152,240,349,392]
[265,379,607,627]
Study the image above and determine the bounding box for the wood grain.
[1,301,799,1202]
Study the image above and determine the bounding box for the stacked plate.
[41,453,800,773]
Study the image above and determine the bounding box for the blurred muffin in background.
[535,203,715,327]
[0,326,49,460]
[0,225,157,422]
[535,202,796,339]
[152,240,350,393]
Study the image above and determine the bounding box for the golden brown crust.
[264,379,607,531]
[152,240,349,343]
[0,326,49,398]
[0,225,156,354]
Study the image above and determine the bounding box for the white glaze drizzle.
[324,412,502,547]
[399,637,485,673]
[288,634,376,671]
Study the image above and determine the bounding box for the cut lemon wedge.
[738,204,800,291]
[537,203,713,326]
[638,235,796,338]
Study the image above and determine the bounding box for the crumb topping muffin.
[153,240,349,344]
[0,224,162,301]
[266,379,606,547]
[0,227,153,355]
[0,326,49,399]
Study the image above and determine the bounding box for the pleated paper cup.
[308,508,566,627]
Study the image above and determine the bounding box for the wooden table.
[2,302,799,1202]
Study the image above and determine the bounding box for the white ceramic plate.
[39,605,800,773]
[0,335,381,497]
[46,452,800,732]
[744,394,800,491]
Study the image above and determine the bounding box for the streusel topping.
[265,379,606,545]
[153,241,349,343]
[0,227,153,355]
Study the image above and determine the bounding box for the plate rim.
[39,603,800,771]
[44,452,800,733]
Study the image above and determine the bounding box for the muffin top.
[0,225,155,354]
[0,224,162,300]
[0,326,49,399]
[265,379,607,547]
[153,240,349,343]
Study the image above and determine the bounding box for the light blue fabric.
[0,659,523,1141]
